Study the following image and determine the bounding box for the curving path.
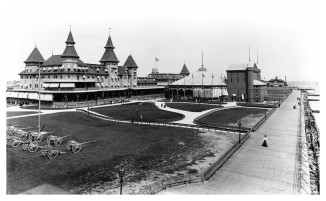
[153,101,237,125]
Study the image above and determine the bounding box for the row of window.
[21,75,137,80]
[230,77,246,83]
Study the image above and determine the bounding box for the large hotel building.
[7,30,165,107]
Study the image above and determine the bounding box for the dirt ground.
[80,130,236,194]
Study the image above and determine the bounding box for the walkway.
[159,90,302,194]
[6,101,137,120]
[154,101,237,125]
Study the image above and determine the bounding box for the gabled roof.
[104,36,114,48]
[66,31,75,44]
[42,55,86,67]
[180,64,190,75]
[24,47,45,64]
[123,55,138,68]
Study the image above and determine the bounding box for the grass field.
[197,107,267,128]
[166,103,222,112]
[91,102,184,122]
[7,112,215,194]
[6,111,39,117]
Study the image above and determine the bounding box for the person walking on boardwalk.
[262,135,268,147]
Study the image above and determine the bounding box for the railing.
[202,130,251,180]
[137,174,204,195]
[297,92,311,194]
[77,100,286,195]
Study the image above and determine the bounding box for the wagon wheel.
[47,135,54,145]
[52,148,59,158]
[66,140,74,151]
[42,149,49,157]
[28,142,39,152]
[41,144,52,156]
[21,132,28,139]
[48,152,55,159]
[23,144,29,151]
[10,139,21,147]
[72,144,82,153]
[57,138,63,146]
[35,134,43,142]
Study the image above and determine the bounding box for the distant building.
[268,76,287,87]
[167,61,227,100]
[137,77,157,87]
[146,65,185,86]
[226,62,267,102]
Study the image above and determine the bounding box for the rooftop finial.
[249,45,251,62]
[202,49,204,67]
[69,25,71,32]
[35,42,37,48]
[109,27,111,36]
[257,49,259,64]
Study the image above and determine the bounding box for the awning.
[29,93,38,99]
[22,93,29,99]
[41,94,53,101]
[60,83,75,88]
[43,83,50,88]
[48,83,59,88]
[18,93,24,98]
[9,92,18,98]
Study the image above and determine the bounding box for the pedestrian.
[262,135,268,147]
[161,103,163,108]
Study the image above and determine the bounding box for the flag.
[192,74,194,78]
[202,73,205,77]
[212,74,214,78]
[155,57,159,62]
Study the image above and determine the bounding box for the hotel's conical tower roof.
[123,55,138,68]
[61,31,80,58]
[180,63,190,76]
[100,35,119,64]
[24,46,45,64]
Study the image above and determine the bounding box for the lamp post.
[238,121,242,144]
[118,165,125,195]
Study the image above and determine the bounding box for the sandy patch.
[82,130,236,194]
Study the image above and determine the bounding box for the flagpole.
[184,74,185,99]
[212,74,213,102]
[38,62,41,134]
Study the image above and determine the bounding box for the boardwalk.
[160,90,301,194]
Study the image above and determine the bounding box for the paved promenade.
[160,90,301,194]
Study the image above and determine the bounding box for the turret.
[123,55,138,87]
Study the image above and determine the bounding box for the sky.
[2,0,323,82]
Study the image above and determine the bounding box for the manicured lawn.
[6,111,39,118]
[7,112,204,194]
[91,102,184,122]
[197,107,266,128]
[166,103,222,112]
